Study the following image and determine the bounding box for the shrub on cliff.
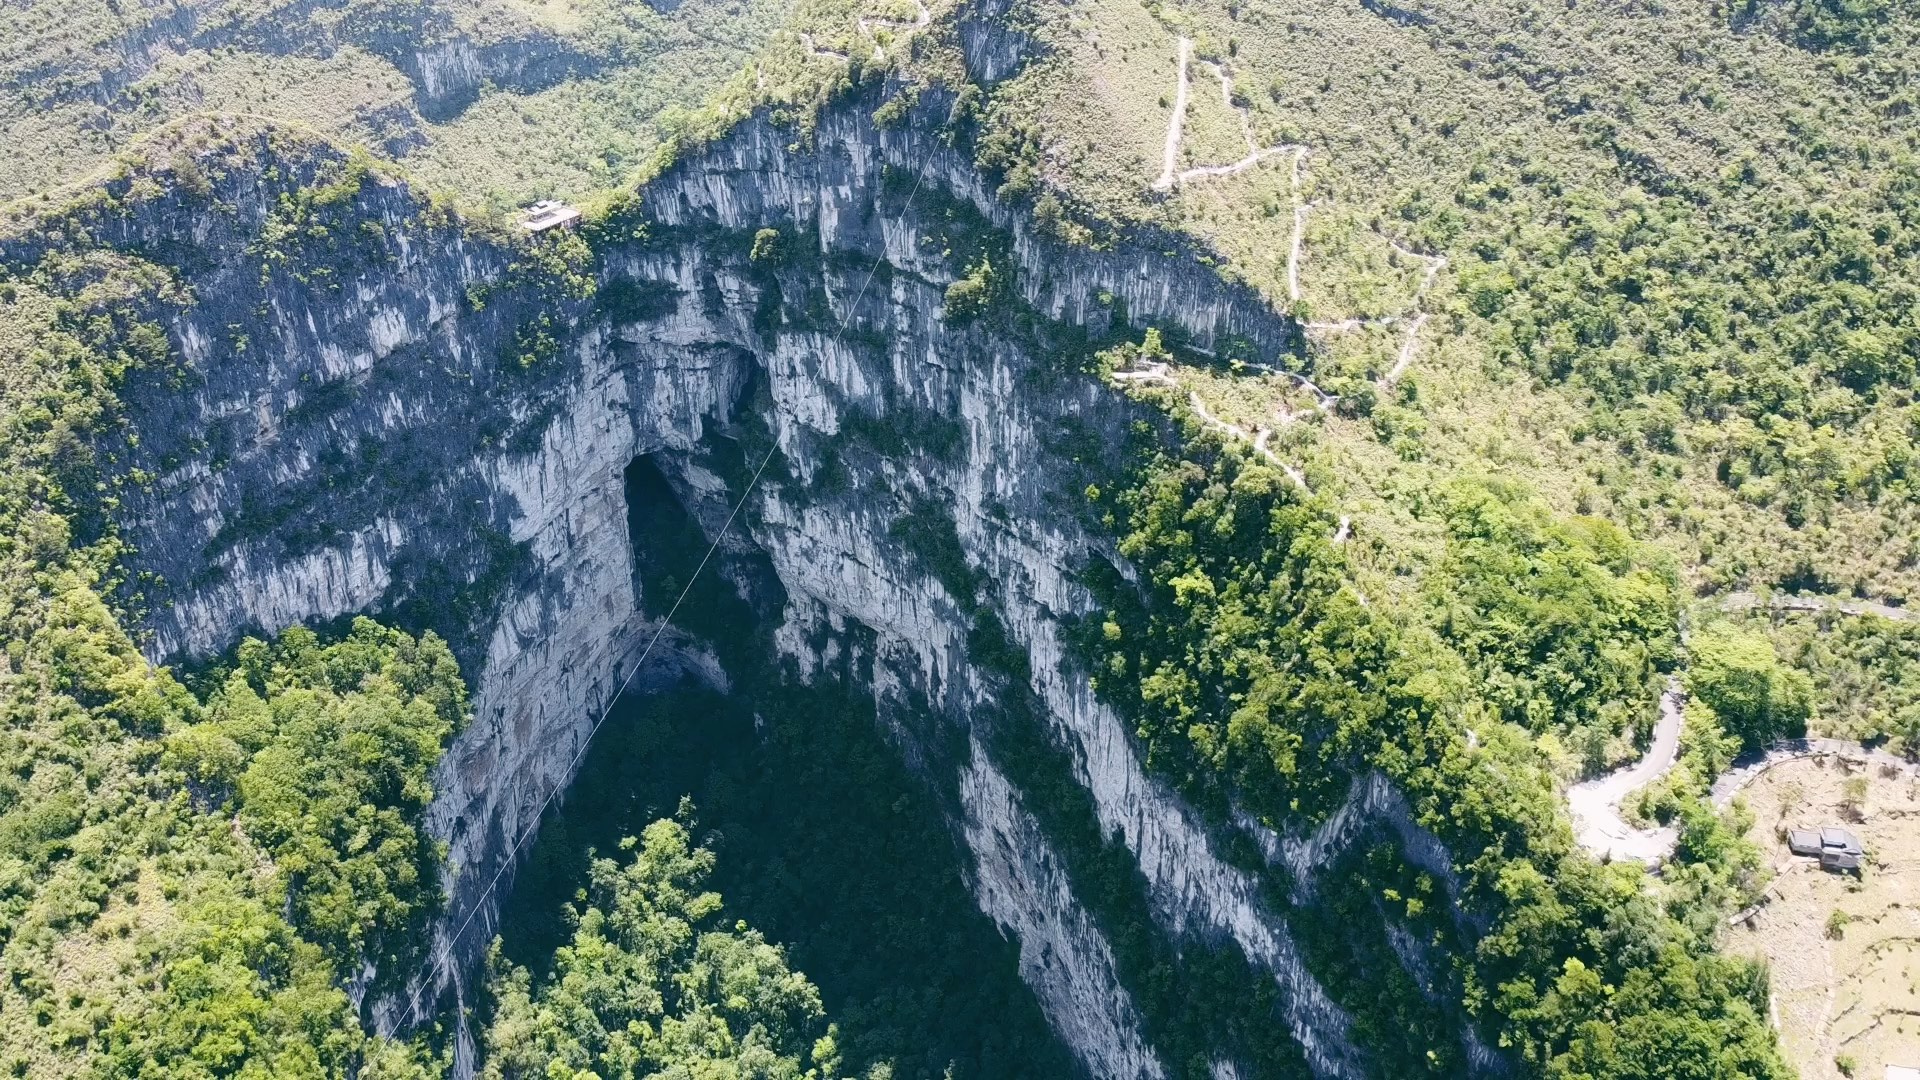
[941,258,998,322]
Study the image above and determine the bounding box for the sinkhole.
[490,453,1083,1080]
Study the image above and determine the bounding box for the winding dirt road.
[1568,679,1685,863]
[798,0,930,64]
[1190,392,1310,492]
[1153,37,1305,193]
[1153,38,1194,192]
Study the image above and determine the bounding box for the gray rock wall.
[73,91,1479,1080]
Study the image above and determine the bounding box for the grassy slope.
[949,3,1917,1067]
[976,0,1920,613]
[0,0,904,213]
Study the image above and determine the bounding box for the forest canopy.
[482,817,858,1080]
[1084,393,1789,1079]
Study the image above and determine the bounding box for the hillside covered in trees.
[1,0,1917,1077]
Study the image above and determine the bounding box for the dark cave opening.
[621,452,716,616]
[489,452,1082,1080]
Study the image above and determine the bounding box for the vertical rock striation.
[71,86,1481,1078]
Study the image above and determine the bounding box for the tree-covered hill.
[0,0,898,211]
[1,0,1917,1076]
[962,0,1920,608]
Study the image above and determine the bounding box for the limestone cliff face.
[76,86,1487,1079]
[396,31,590,120]
[28,0,588,123]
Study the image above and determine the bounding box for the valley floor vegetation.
[3,0,1920,1074]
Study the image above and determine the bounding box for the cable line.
[405,144,936,1027]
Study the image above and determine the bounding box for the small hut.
[1787,826,1863,871]
[522,200,582,234]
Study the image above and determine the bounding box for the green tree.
[482,818,847,1080]
[941,259,998,322]
[1429,477,1677,758]
[749,228,784,264]
[1685,625,1813,751]
[1083,399,1790,1080]
[165,618,466,969]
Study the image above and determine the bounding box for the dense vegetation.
[1684,623,1815,753]
[1427,478,1677,771]
[969,0,1920,605]
[0,606,462,1075]
[484,817,850,1080]
[7,0,1920,1073]
[498,684,1079,1080]
[1086,361,1788,1077]
[1751,610,1920,750]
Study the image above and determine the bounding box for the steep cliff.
[14,81,1485,1079]
[14,0,593,121]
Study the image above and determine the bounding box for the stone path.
[1720,591,1915,624]
[1378,311,1430,390]
[1152,38,1306,193]
[1152,37,1194,192]
[1711,739,1920,809]
[1373,243,1447,391]
[1110,362,1327,514]
[797,0,930,64]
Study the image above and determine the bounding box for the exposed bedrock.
[94,87,1485,1079]
[27,0,590,123]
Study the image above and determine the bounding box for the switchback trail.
[795,0,930,64]
[1720,591,1915,624]
[1153,36,1306,192]
[1110,361,1315,496]
[1148,35,1446,390]
[1567,679,1685,863]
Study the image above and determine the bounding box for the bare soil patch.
[1724,757,1920,1080]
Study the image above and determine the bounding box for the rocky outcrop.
[50,82,1474,1078]
[961,748,1168,1080]
[16,0,590,122]
[395,31,592,120]
[956,0,1039,85]
[1248,771,1460,903]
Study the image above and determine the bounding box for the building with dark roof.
[1787,826,1863,871]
